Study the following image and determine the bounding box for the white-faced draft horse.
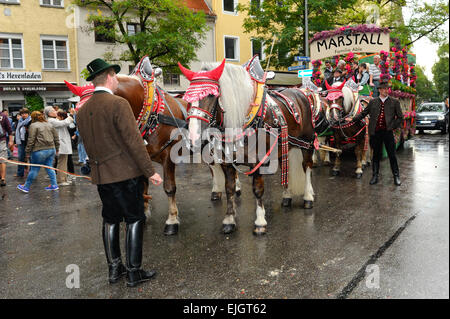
[323,80,369,178]
[66,56,232,236]
[178,57,317,236]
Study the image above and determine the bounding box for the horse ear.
[64,80,82,96]
[208,59,226,81]
[178,62,195,82]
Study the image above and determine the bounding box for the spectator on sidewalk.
[44,106,74,186]
[14,108,31,178]
[0,110,14,186]
[17,111,59,193]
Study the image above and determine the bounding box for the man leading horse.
[76,58,163,287]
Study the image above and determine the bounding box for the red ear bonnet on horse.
[325,79,332,90]
[178,62,196,82]
[180,60,226,103]
[178,59,226,82]
[64,80,94,97]
[64,80,83,96]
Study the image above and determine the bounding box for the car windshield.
[417,104,444,112]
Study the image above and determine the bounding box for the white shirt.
[380,95,389,103]
[94,86,113,95]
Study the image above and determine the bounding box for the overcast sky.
[402,1,449,81]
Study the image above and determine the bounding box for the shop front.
[0,81,76,115]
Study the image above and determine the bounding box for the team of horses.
[66,55,372,236]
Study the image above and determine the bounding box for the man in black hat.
[346,81,403,186]
[322,68,344,91]
[77,58,163,287]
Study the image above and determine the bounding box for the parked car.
[416,102,449,134]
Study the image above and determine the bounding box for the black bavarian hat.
[86,58,121,81]
[378,81,391,89]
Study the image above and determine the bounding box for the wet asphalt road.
[0,132,448,299]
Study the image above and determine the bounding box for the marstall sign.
[0,71,42,81]
[310,32,389,60]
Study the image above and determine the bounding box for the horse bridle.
[187,95,224,129]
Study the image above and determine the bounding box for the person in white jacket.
[44,106,74,185]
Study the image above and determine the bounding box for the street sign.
[298,69,313,78]
[288,65,307,71]
[294,56,310,62]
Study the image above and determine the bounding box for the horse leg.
[252,172,267,236]
[162,155,179,236]
[209,163,224,201]
[355,142,364,179]
[302,149,315,209]
[235,171,242,197]
[312,149,319,167]
[332,151,341,176]
[318,136,330,166]
[282,148,306,208]
[221,164,237,234]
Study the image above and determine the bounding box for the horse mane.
[332,81,354,114]
[200,62,253,130]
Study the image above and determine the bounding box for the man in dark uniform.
[76,58,163,287]
[322,68,344,91]
[347,81,403,186]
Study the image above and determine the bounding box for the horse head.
[325,81,354,123]
[178,59,228,146]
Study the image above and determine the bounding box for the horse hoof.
[236,190,241,197]
[366,162,371,167]
[281,198,292,208]
[222,224,236,234]
[304,200,313,209]
[253,226,267,236]
[332,170,340,176]
[356,173,363,179]
[163,224,179,236]
[211,192,222,201]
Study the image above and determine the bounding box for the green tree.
[432,42,449,99]
[73,0,209,71]
[415,65,439,103]
[398,0,449,46]
[24,93,44,112]
[237,0,358,69]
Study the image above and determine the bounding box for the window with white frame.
[41,36,70,70]
[0,0,20,4]
[127,23,140,36]
[224,36,239,61]
[251,39,265,60]
[0,34,24,69]
[40,0,64,7]
[163,72,180,86]
[223,0,237,14]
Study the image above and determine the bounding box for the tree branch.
[406,17,450,46]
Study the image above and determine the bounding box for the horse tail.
[287,148,306,196]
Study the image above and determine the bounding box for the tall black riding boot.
[102,221,126,283]
[125,219,156,287]
[393,171,401,186]
[369,162,380,185]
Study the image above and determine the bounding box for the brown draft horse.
[67,58,189,236]
[323,80,368,178]
[178,60,316,236]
